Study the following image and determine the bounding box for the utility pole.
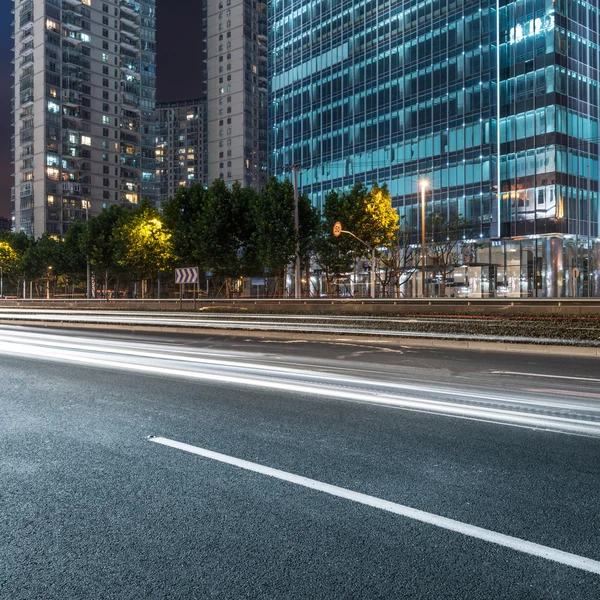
[289,165,303,299]
[85,202,91,300]
[420,179,430,298]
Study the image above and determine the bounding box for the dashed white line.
[148,436,600,576]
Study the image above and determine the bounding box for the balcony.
[120,1,140,17]
[19,14,33,31]
[62,18,83,32]
[120,38,140,52]
[62,183,82,197]
[63,97,82,108]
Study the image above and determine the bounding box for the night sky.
[0,0,205,218]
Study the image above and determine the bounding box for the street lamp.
[333,222,377,299]
[419,178,430,298]
[46,265,53,300]
[85,200,91,300]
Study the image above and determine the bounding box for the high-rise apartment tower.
[205,0,268,189]
[12,0,156,237]
[156,98,206,207]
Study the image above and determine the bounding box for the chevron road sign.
[175,267,199,284]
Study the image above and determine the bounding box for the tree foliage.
[162,185,207,266]
[114,201,176,279]
[1,179,406,298]
[252,177,296,292]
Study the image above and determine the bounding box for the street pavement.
[1,325,599,599]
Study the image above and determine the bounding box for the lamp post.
[85,201,91,300]
[420,178,430,298]
[333,222,376,299]
[46,265,53,300]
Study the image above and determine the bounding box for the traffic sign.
[333,221,343,237]
[175,267,199,284]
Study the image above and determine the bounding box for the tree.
[0,231,32,297]
[80,203,132,295]
[162,184,208,266]
[114,201,176,295]
[253,177,296,295]
[313,183,399,296]
[0,240,18,297]
[196,180,259,296]
[313,190,356,296]
[59,222,87,295]
[19,234,61,297]
[344,182,399,251]
[0,241,19,273]
[298,195,320,296]
[426,213,469,297]
[378,217,417,298]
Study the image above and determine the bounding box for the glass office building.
[268,0,600,297]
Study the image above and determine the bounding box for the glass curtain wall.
[268,0,600,296]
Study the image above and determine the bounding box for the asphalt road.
[1,325,599,599]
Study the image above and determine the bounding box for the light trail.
[0,327,599,437]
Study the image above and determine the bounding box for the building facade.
[12,0,156,238]
[268,0,600,297]
[156,98,206,207]
[205,0,268,189]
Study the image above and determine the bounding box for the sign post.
[175,267,199,310]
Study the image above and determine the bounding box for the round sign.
[333,222,343,237]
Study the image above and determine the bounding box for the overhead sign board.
[175,267,199,284]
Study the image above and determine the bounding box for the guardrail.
[1,297,600,315]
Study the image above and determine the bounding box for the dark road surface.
[1,325,599,599]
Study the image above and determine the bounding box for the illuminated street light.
[333,222,376,299]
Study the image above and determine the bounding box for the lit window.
[102,53,109,62]
[47,101,60,114]
[46,19,59,31]
[80,33,91,43]
[47,195,55,205]
[81,136,92,146]
[49,88,57,98]
[102,116,110,124]
[46,167,60,180]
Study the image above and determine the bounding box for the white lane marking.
[492,371,600,383]
[149,436,600,576]
[0,338,599,436]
